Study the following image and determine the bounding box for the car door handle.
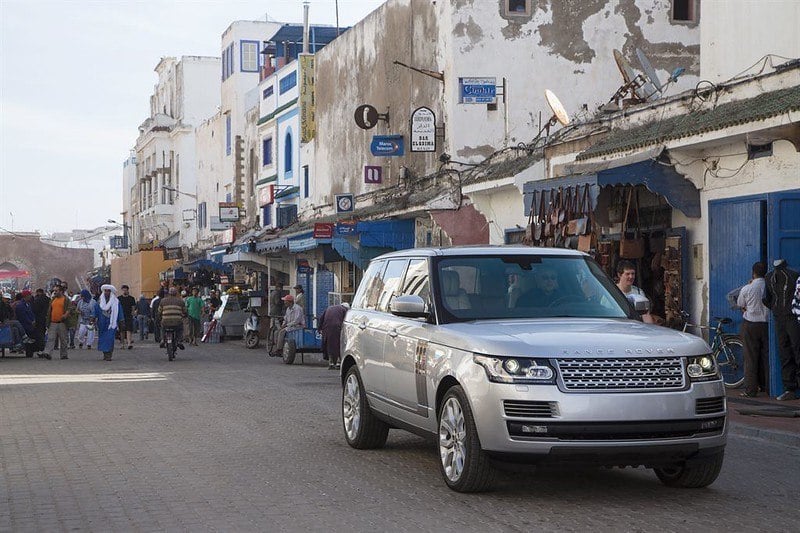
[358,322,367,330]
[388,328,398,338]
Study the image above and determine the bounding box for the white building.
[41,225,122,268]
[129,55,220,252]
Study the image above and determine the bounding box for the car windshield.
[434,254,631,322]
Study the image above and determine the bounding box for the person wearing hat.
[270,293,306,356]
[94,284,124,361]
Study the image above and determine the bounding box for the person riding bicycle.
[158,287,186,351]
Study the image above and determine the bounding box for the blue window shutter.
[263,138,272,166]
[303,166,309,198]
[284,132,292,175]
[226,192,232,203]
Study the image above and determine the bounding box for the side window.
[401,259,430,303]
[377,260,408,312]
[352,261,385,310]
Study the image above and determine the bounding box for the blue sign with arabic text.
[370,135,405,157]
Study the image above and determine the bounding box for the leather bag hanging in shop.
[619,187,645,259]
[544,189,555,238]
[568,185,589,236]
[534,191,546,244]
[608,186,626,224]
[524,190,536,245]
[577,187,596,252]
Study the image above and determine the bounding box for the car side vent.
[695,396,725,415]
[503,400,559,418]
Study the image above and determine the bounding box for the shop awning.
[257,237,288,253]
[525,147,700,218]
[330,219,415,269]
[222,251,269,272]
[182,259,231,273]
[288,231,332,253]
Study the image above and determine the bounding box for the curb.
[728,421,800,448]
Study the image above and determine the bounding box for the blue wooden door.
[767,189,800,394]
[709,198,767,339]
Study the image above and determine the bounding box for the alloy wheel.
[439,397,467,482]
[343,373,361,441]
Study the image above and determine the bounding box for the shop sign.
[410,107,436,152]
[220,275,229,285]
[313,223,335,239]
[289,236,318,252]
[458,77,497,104]
[335,222,357,236]
[219,202,240,222]
[258,184,275,207]
[335,194,354,213]
[364,165,382,184]
[221,227,236,244]
[370,135,404,157]
[210,217,234,231]
[299,54,316,142]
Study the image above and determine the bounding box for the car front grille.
[556,357,685,392]
[696,396,726,415]
[503,400,559,418]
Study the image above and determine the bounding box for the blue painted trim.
[283,127,294,178]
[240,40,260,73]
[279,70,298,94]
[276,107,299,125]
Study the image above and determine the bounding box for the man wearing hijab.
[94,284,124,361]
[76,289,98,349]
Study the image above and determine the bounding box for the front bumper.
[468,376,727,465]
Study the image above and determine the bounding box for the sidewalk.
[726,388,800,447]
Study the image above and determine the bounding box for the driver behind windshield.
[519,267,562,307]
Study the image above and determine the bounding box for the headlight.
[473,354,555,384]
[687,355,719,381]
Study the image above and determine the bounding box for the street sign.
[335,222,357,235]
[110,235,128,250]
[370,135,405,157]
[313,223,335,239]
[354,104,379,129]
[364,165,383,184]
[335,194,354,213]
[219,202,240,222]
[458,77,497,104]
[410,107,436,152]
[209,217,234,231]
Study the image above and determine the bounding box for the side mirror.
[389,295,429,319]
[626,293,651,314]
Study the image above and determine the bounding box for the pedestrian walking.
[150,289,164,343]
[136,294,150,341]
[43,284,75,360]
[76,289,98,349]
[184,287,203,346]
[737,262,769,397]
[118,285,136,349]
[319,303,349,369]
[95,285,124,361]
[763,259,800,401]
[32,288,49,353]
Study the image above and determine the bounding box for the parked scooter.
[244,308,260,349]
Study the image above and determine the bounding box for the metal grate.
[696,396,725,415]
[556,357,685,391]
[503,400,558,418]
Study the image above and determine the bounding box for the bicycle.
[681,312,745,388]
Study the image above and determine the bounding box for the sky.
[0,0,386,235]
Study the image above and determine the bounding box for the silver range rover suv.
[340,247,726,492]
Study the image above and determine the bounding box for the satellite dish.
[613,49,636,84]
[636,47,663,92]
[545,89,570,126]
[612,49,648,102]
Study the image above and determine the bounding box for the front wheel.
[282,338,297,365]
[716,336,745,389]
[341,367,389,449]
[438,386,495,492]
[654,450,725,488]
[166,337,175,361]
[245,331,259,349]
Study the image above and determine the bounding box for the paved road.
[1,340,798,532]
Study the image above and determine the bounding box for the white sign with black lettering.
[410,107,436,152]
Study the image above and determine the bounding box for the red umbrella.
[0,270,30,280]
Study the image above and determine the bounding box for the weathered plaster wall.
[195,113,224,247]
[313,0,442,211]
[700,0,800,83]
[447,0,700,159]
[0,235,94,290]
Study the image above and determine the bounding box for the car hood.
[438,318,709,358]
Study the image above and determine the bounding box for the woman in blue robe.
[94,284,123,361]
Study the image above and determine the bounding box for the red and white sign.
[313,223,335,239]
[258,184,275,207]
[221,227,236,244]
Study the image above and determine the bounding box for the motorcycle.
[163,326,178,361]
[244,308,260,349]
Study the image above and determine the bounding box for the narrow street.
[1,340,798,532]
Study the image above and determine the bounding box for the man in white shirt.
[737,261,769,397]
[270,294,306,356]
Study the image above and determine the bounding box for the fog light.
[687,363,703,378]
[505,359,520,374]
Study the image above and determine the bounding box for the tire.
[717,336,745,389]
[437,386,495,492]
[245,331,260,349]
[341,366,389,449]
[167,341,175,361]
[654,450,725,488]
[282,339,296,365]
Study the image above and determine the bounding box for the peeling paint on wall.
[457,144,496,159]
[538,0,607,63]
[453,16,484,52]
